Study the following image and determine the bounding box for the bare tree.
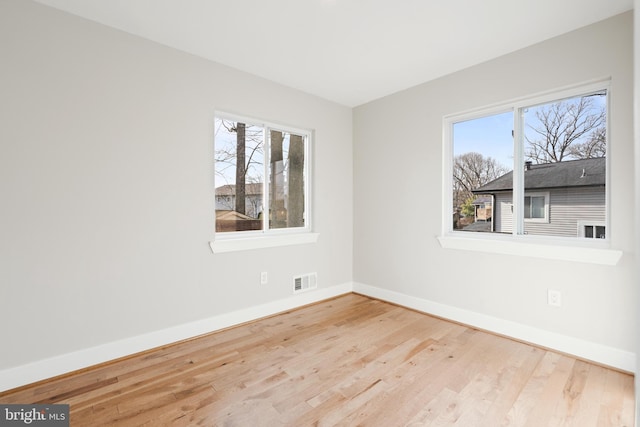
[235,123,246,214]
[268,131,305,228]
[525,95,606,164]
[567,127,606,159]
[214,119,264,216]
[287,134,305,227]
[270,130,285,226]
[453,152,508,211]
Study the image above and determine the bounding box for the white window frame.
[210,112,318,253]
[439,79,622,265]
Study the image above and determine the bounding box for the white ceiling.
[34,0,633,107]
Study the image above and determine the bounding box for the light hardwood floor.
[0,293,634,426]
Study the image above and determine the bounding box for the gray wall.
[0,0,353,371]
[354,12,636,358]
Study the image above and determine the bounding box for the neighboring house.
[471,158,606,238]
[215,183,263,219]
[456,195,494,233]
[215,210,262,232]
[471,195,493,222]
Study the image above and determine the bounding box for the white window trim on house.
[210,112,319,254]
[577,220,606,239]
[439,79,622,265]
[524,192,549,223]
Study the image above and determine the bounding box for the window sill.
[437,234,622,265]
[210,232,319,254]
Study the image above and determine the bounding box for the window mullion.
[263,127,270,232]
[513,107,525,236]
[303,135,311,229]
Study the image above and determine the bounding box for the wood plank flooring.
[0,293,634,426]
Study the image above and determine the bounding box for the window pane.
[531,196,545,219]
[595,226,605,239]
[452,112,513,233]
[584,226,594,238]
[522,91,606,238]
[269,130,306,229]
[215,118,264,232]
[524,196,531,219]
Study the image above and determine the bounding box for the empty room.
[1,0,638,425]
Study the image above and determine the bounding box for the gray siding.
[493,187,605,238]
[526,187,605,237]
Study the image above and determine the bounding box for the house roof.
[471,195,493,206]
[472,157,605,193]
[215,183,263,196]
[215,210,255,221]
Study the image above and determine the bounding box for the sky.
[453,110,514,170]
[453,92,607,170]
[214,118,299,190]
[214,119,265,188]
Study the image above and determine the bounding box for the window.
[214,113,311,236]
[579,221,606,239]
[586,225,606,239]
[524,193,548,222]
[446,81,608,241]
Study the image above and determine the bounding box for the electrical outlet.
[260,272,268,285]
[548,289,562,307]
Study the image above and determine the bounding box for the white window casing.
[440,79,622,265]
[211,112,317,253]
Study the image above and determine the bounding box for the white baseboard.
[3,281,633,393]
[0,282,353,392]
[353,282,636,374]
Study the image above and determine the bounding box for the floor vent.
[293,273,317,293]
